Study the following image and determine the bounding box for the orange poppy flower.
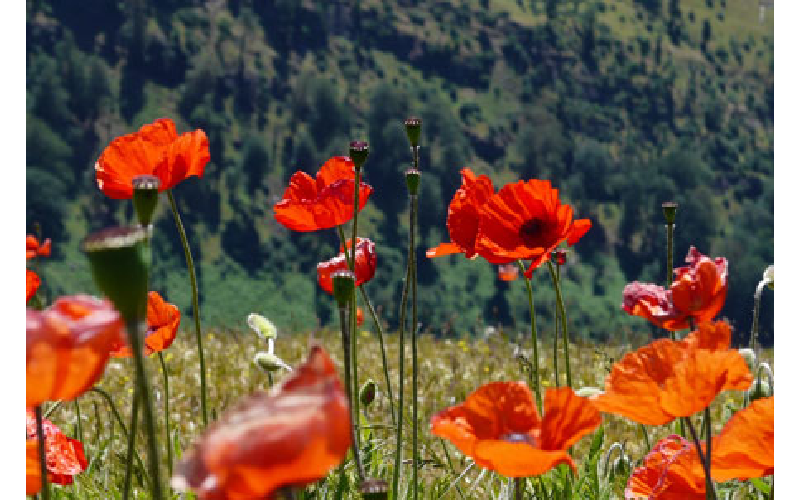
[498,263,519,281]
[623,247,728,331]
[317,238,377,295]
[172,345,351,499]
[274,156,374,232]
[431,383,601,477]
[26,439,42,495]
[625,435,706,499]
[27,235,52,259]
[592,321,752,426]
[27,295,125,407]
[95,118,210,199]
[109,291,181,357]
[427,168,496,259]
[26,270,41,303]
[473,179,591,277]
[26,410,89,486]
[357,307,364,327]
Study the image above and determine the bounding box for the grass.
[41,324,773,499]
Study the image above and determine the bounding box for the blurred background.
[25,0,773,345]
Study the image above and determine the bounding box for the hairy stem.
[158,352,173,477]
[391,243,412,499]
[361,285,396,426]
[547,261,572,388]
[410,193,420,500]
[518,260,542,410]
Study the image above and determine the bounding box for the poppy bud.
[82,226,151,322]
[738,348,757,374]
[661,201,678,226]
[611,455,632,480]
[332,270,356,309]
[553,249,567,266]
[349,141,369,171]
[404,117,422,149]
[359,478,388,500]
[247,313,278,341]
[763,264,774,290]
[405,168,421,196]
[747,379,770,402]
[359,379,377,407]
[254,352,292,373]
[132,175,160,227]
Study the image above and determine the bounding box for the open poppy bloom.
[95,118,210,199]
[26,410,89,486]
[317,238,377,294]
[497,263,519,281]
[623,247,728,331]
[26,439,42,495]
[431,383,601,477]
[109,291,181,357]
[474,179,591,277]
[427,168,496,259]
[274,156,374,232]
[172,345,351,499]
[26,270,41,303]
[27,295,125,407]
[625,435,705,499]
[593,321,752,426]
[27,235,52,260]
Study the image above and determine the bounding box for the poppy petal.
[316,156,356,189]
[27,440,42,495]
[567,219,592,246]
[625,435,705,499]
[426,242,463,258]
[445,168,495,257]
[110,291,181,357]
[155,129,211,191]
[706,396,773,481]
[540,387,602,452]
[27,270,41,303]
[473,440,576,477]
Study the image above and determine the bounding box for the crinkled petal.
[155,129,211,191]
[625,435,705,499]
[473,440,575,477]
[705,396,773,482]
[540,387,602,451]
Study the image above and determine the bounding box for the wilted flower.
[26,410,88,486]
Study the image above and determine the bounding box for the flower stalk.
[360,285,396,425]
[547,260,572,389]
[158,352,173,476]
[337,301,365,480]
[662,202,678,341]
[35,405,50,500]
[518,260,542,410]
[683,415,717,500]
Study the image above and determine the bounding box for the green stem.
[684,416,717,500]
[74,397,84,443]
[338,306,365,480]
[518,260,542,410]
[35,405,50,500]
[547,261,572,389]
[123,388,140,500]
[410,193,419,500]
[639,424,651,451]
[514,477,523,500]
[666,222,676,341]
[167,190,208,427]
[749,282,765,349]
[553,263,560,387]
[43,401,62,420]
[158,352,173,477]
[360,285,396,426]
[126,319,164,500]
[391,244,412,500]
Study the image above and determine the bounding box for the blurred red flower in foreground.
[27,295,125,407]
[357,307,364,327]
[26,270,41,303]
[317,238,377,294]
[26,410,88,486]
[27,235,52,260]
[593,321,752,426]
[110,291,181,357]
[431,383,600,477]
[475,179,591,277]
[623,247,727,331]
[274,156,374,232]
[625,435,705,499]
[497,263,519,282]
[26,440,41,495]
[95,118,210,199]
[172,345,351,499]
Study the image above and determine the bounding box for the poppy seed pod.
[132,175,161,227]
[82,226,151,322]
[332,270,356,309]
[661,201,678,226]
[404,117,421,149]
[254,352,292,373]
[349,141,369,171]
[360,379,377,407]
[359,478,389,500]
[248,313,278,341]
[553,249,568,266]
[405,168,421,196]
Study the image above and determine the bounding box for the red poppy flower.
[274,156,374,232]
[625,435,705,499]
[26,410,89,486]
[27,439,42,495]
[357,307,364,327]
[317,238,377,294]
[26,270,41,303]
[474,179,591,276]
[95,118,210,199]
[498,263,519,281]
[109,291,181,357]
[623,247,728,331]
[592,321,752,426]
[427,168,496,259]
[27,295,125,407]
[431,383,601,477]
[172,345,351,499]
[27,235,52,260]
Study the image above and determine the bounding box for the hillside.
[26,0,774,344]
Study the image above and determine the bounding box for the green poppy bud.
[132,175,160,227]
[360,379,377,407]
[763,265,774,290]
[254,352,292,373]
[405,168,421,196]
[747,379,770,402]
[248,313,278,341]
[661,201,678,225]
[404,117,422,149]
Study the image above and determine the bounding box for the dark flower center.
[518,217,549,247]
[500,432,537,447]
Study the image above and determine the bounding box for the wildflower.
[274,156,374,232]
[475,179,591,277]
[27,295,125,407]
[625,435,705,499]
[593,321,752,426]
[623,247,727,331]
[109,291,181,357]
[26,440,41,495]
[431,383,601,477]
[317,238,377,294]
[95,118,210,199]
[26,270,41,303]
[498,263,519,282]
[26,410,88,486]
[172,346,351,499]
[357,307,365,327]
[26,235,52,259]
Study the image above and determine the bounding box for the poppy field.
[26,117,774,499]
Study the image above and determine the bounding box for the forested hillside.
[26,0,773,344]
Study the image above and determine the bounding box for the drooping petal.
[705,396,773,482]
[567,219,592,246]
[473,440,576,477]
[540,387,602,452]
[426,242,463,258]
